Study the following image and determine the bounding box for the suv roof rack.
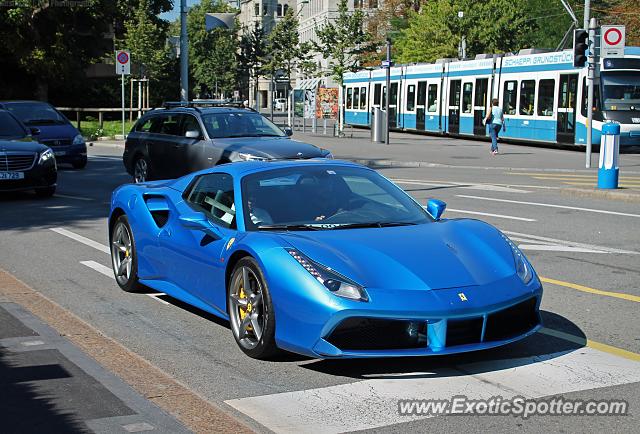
[161,99,251,110]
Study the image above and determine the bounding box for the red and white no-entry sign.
[601,26,625,58]
[115,50,131,75]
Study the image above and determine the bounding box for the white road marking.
[394,178,530,194]
[503,230,639,255]
[457,194,640,218]
[226,346,640,433]
[447,208,536,222]
[51,227,110,254]
[80,261,169,305]
[54,194,94,201]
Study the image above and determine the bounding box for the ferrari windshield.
[242,165,432,231]
[201,112,286,138]
[601,72,640,111]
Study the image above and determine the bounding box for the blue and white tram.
[343,47,640,147]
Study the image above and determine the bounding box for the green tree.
[395,0,537,63]
[266,9,312,94]
[313,0,373,85]
[124,0,178,106]
[237,25,269,104]
[187,0,239,98]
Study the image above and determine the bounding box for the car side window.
[180,115,202,137]
[136,116,157,133]
[185,173,236,229]
[152,114,180,136]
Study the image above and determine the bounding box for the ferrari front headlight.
[501,233,533,285]
[286,248,368,301]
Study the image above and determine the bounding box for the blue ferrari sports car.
[108,159,542,359]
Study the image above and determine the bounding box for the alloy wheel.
[134,158,148,183]
[111,222,133,286]
[229,266,265,350]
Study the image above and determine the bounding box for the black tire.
[110,215,142,293]
[133,155,152,183]
[35,186,56,198]
[72,157,88,169]
[228,257,279,359]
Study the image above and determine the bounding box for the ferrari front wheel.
[228,258,278,359]
[110,215,142,293]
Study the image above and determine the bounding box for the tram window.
[390,83,398,106]
[382,86,387,108]
[503,81,517,115]
[360,87,367,110]
[407,85,416,111]
[581,78,602,117]
[519,80,536,116]
[346,88,353,110]
[462,82,473,113]
[537,79,555,116]
[417,82,427,106]
[427,84,438,112]
[374,84,382,105]
[353,87,360,110]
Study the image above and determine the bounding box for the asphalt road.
[1,135,639,433]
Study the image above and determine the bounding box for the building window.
[354,0,363,8]
[277,4,282,16]
[503,81,517,115]
[369,0,378,7]
[284,4,289,14]
[254,3,259,16]
[406,84,416,111]
[519,80,536,116]
[427,84,438,112]
[263,2,269,15]
[462,82,473,113]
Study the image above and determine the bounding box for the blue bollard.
[597,122,620,189]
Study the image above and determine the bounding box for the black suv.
[123,101,332,183]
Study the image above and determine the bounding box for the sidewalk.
[0,301,190,434]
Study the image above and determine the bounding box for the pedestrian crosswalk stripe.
[225,344,640,433]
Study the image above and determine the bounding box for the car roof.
[0,100,53,105]
[146,106,256,117]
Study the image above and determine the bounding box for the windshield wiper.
[257,224,321,231]
[327,222,418,230]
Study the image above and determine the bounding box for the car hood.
[211,137,326,159]
[33,123,79,141]
[0,139,48,153]
[275,219,517,290]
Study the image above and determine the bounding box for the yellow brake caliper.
[238,285,253,332]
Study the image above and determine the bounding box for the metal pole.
[586,16,597,168]
[270,74,274,121]
[121,73,125,138]
[180,0,188,102]
[583,0,591,30]
[385,38,391,145]
[138,79,142,119]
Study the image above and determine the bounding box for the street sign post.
[601,25,625,58]
[116,50,131,139]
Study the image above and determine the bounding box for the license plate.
[54,151,67,156]
[0,172,25,180]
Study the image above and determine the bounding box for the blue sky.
[159,0,201,22]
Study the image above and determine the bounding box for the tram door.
[416,81,427,130]
[557,74,578,144]
[473,78,489,136]
[448,80,461,134]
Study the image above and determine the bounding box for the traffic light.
[573,29,589,68]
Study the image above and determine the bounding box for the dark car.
[0,110,57,197]
[0,100,87,169]
[123,102,332,183]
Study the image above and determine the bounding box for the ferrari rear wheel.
[110,215,142,293]
[228,258,278,359]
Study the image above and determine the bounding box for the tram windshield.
[601,72,640,111]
